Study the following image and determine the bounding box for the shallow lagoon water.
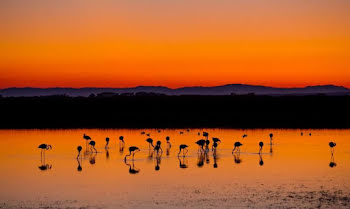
[0,129,350,208]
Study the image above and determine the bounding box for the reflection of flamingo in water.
[213,152,218,168]
[196,139,206,152]
[83,134,91,149]
[77,157,82,172]
[38,164,52,171]
[197,152,205,167]
[124,146,140,161]
[233,152,242,164]
[178,156,188,169]
[259,152,264,166]
[77,146,82,159]
[178,144,188,157]
[154,155,161,171]
[232,142,243,154]
[125,161,140,174]
[212,138,221,151]
[89,152,97,164]
[89,140,97,153]
[329,151,337,168]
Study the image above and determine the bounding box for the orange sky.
[1,0,350,88]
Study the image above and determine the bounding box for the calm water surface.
[0,129,349,208]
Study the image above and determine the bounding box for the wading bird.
[269,133,273,145]
[83,134,91,148]
[77,146,82,159]
[38,144,52,157]
[105,137,110,149]
[119,136,124,145]
[166,136,171,148]
[232,142,243,153]
[146,138,154,149]
[212,138,221,150]
[178,144,189,157]
[203,132,209,140]
[259,141,264,154]
[89,140,97,153]
[212,142,218,153]
[124,146,140,161]
[196,139,206,152]
[154,141,163,156]
[205,139,210,152]
[242,134,247,139]
[329,141,336,154]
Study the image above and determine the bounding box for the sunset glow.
[1,0,350,88]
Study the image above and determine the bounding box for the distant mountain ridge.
[0,84,349,97]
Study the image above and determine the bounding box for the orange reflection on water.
[0,129,349,207]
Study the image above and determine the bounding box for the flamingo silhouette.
[124,146,140,161]
[178,144,189,157]
[203,132,209,140]
[125,161,140,174]
[212,138,221,151]
[83,134,91,149]
[154,141,163,156]
[146,138,154,149]
[329,142,336,155]
[119,136,124,145]
[205,139,210,152]
[232,142,243,154]
[166,136,171,148]
[269,133,273,145]
[77,146,82,159]
[89,140,97,153]
[38,144,52,159]
[105,137,110,149]
[196,139,206,152]
[259,141,264,154]
[242,134,247,139]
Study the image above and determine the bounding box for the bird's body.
[178,144,188,156]
[212,137,221,150]
[105,137,110,148]
[205,139,210,152]
[38,144,52,150]
[154,141,163,155]
[83,134,91,140]
[329,142,336,154]
[269,133,273,145]
[232,142,243,153]
[119,136,125,144]
[166,136,171,148]
[203,132,209,140]
[242,134,247,139]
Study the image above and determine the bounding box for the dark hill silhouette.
[0,84,349,97]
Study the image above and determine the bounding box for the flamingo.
[105,137,110,149]
[195,139,206,152]
[269,133,273,145]
[166,136,171,148]
[89,140,97,153]
[329,142,336,154]
[154,141,163,156]
[77,146,82,159]
[212,138,221,150]
[232,142,243,153]
[242,134,247,139]
[38,144,52,157]
[124,146,140,161]
[146,138,154,149]
[178,144,189,156]
[83,134,91,148]
[212,142,218,152]
[205,139,210,152]
[259,141,264,154]
[203,132,209,140]
[119,136,124,145]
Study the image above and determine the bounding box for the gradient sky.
[1,0,350,88]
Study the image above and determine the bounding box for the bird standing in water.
[154,141,163,156]
[232,142,243,154]
[196,139,206,152]
[269,133,273,145]
[83,134,91,149]
[166,136,171,148]
[119,136,125,145]
[203,132,209,140]
[38,144,52,157]
[146,138,154,149]
[259,141,264,154]
[124,146,140,161]
[105,137,110,149]
[89,140,97,153]
[178,144,189,157]
[212,138,221,151]
[77,146,82,159]
[242,134,248,139]
[329,142,336,155]
[205,139,210,152]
